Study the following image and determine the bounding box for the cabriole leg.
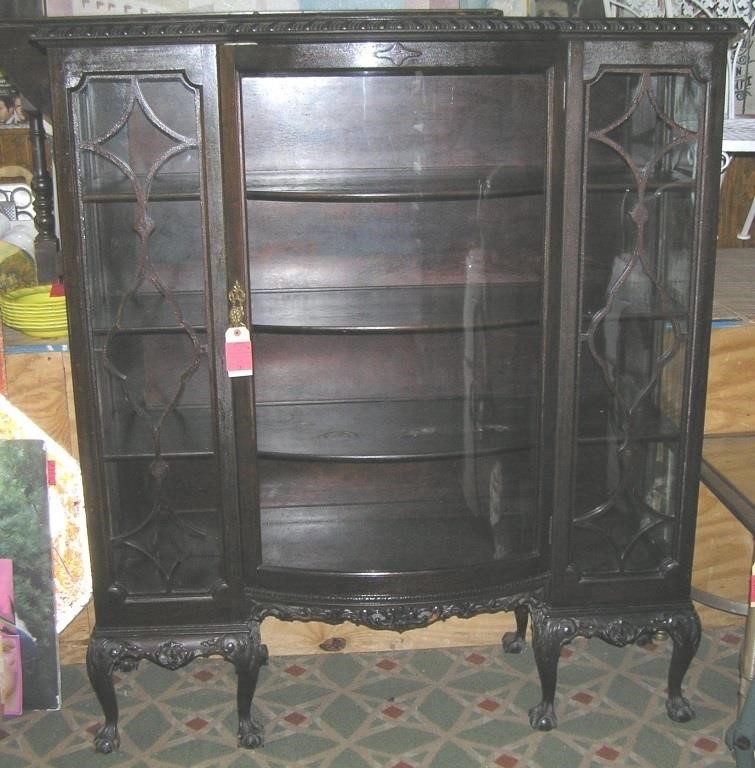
[502,603,529,654]
[85,628,266,752]
[528,609,575,731]
[232,622,269,748]
[665,608,701,722]
[86,637,133,754]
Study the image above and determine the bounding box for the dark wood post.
[28,110,59,283]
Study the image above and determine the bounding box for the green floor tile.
[457,718,531,748]
[417,688,466,731]
[447,669,516,694]
[408,649,458,682]
[356,676,426,702]
[631,721,683,767]
[262,732,338,761]
[328,748,373,768]
[321,694,370,738]
[122,704,173,751]
[357,724,438,753]
[318,654,366,688]
[428,740,489,768]
[154,738,237,766]
[22,712,77,757]
[263,682,333,706]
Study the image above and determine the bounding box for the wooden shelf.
[577,396,680,445]
[102,405,215,459]
[81,172,201,203]
[255,397,536,461]
[97,391,679,461]
[260,501,534,572]
[251,282,541,333]
[90,292,207,334]
[586,166,695,193]
[245,165,544,202]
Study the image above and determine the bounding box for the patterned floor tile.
[0,628,744,768]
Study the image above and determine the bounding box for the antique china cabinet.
[1,11,737,752]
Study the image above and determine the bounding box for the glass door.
[570,67,705,589]
[62,46,240,621]
[236,42,561,595]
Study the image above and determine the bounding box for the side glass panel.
[242,71,549,574]
[572,71,700,576]
[72,74,222,596]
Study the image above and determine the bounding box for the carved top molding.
[29,12,742,47]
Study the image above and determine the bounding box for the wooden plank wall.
[4,348,78,459]
[692,323,755,629]
[719,157,755,247]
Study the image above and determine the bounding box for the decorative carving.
[154,639,194,670]
[73,72,221,596]
[374,42,422,66]
[607,0,754,27]
[86,627,268,753]
[228,280,247,327]
[527,603,701,731]
[30,13,741,46]
[249,590,544,631]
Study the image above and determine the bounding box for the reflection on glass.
[573,71,700,575]
[73,73,221,595]
[244,72,549,573]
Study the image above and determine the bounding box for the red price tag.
[225,327,253,377]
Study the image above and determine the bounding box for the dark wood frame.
[0,11,739,752]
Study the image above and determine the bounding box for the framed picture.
[0,443,61,715]
[1,631,22,717]
[0,74,28,129]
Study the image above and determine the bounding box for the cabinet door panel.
[558,44,724,605]
[55,46,242,624]
[236,43,562,594]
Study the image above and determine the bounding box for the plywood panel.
[719,156,755,247]
[0,127,32,177]
[61,352,79,460]
[261,612,518,657]
[704,324,755,435]
[5,350,77,456]
[693,482,750,630]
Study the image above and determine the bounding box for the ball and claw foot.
[238,718,264,749]
[529,702,557,731]
[114,657,140,673]
[501,631,527,654]
[666,695,694,723]
[94,723,120,754]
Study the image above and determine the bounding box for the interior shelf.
[578,395,680,444]
[245,165,544,202]
[255,397,536,461]
[91,291,207,334]
[102,405,215,459]
[98,393,679,462]
[260,501,531,572]
[254,394,679,463]
[586,166,695,193]
[81,173,201,203]
[251,282,542,333]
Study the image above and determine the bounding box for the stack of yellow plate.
[0,285,68,338]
